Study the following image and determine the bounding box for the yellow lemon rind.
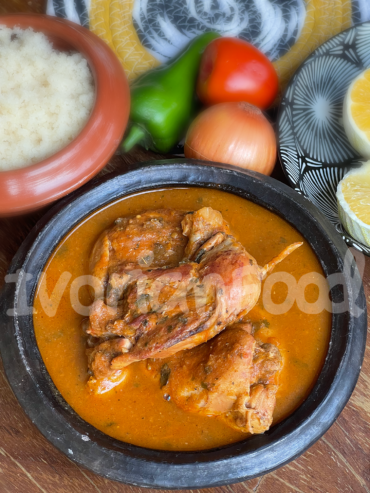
[336,166,370,247]
[343,73,370,159]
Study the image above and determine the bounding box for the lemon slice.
[343,68,370,158]
[336,162,370,246]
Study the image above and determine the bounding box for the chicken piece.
[86,206,301,393]
[151,325,282,434]
[109,234,301,368]
[252,342,282,382]
[86,337,132,394]
[87,299,125,336]
[86,209,187,393]
[90,209,188,299]
[221,383,278,434]
[182,207,230,260]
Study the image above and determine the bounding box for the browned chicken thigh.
[86,207,301,393]
[89,209,188,299]
[148,323,282,434]
[86,208,188,392]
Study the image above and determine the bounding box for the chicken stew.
[33,187,331,451]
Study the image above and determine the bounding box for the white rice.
[0,26,95,171]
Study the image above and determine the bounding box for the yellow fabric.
[90,0,115,52]
[90,0,159,81]
[89,0,353,91]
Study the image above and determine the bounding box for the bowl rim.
[0,160,367,488]
[0,14,130,215]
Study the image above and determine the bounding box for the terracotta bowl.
[0,14,130,216]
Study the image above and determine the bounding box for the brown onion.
[184,102,276,175]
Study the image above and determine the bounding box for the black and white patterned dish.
[277,21,370,256]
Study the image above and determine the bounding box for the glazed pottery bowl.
[0,161,366,488]
[0,14,130,216]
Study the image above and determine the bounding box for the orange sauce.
[33,187,331,451]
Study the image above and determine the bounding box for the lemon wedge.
[337,162,370,246]
[343,68,370,158]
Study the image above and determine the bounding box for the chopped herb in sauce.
[139,254,153,265]
[160,364,171,388]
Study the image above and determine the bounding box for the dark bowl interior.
[0,160,366,488]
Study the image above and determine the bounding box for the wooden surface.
[0,0,46,15]
[0,3,369,491]
[0,149,369,493]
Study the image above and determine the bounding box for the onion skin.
[184,102,276,175]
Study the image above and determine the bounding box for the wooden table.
[0,3,369,491]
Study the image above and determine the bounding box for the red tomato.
[196,37,278,109]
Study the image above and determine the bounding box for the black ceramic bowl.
[0,160,367,488]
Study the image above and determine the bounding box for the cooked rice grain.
[0,26,95,171]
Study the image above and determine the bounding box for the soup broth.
[33,187,331,451]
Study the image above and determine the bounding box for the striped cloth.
[46,0,370,89]
[47,0,90,28]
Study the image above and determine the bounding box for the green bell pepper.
[122,32,220,154]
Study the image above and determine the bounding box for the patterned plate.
[277,21,370,256]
